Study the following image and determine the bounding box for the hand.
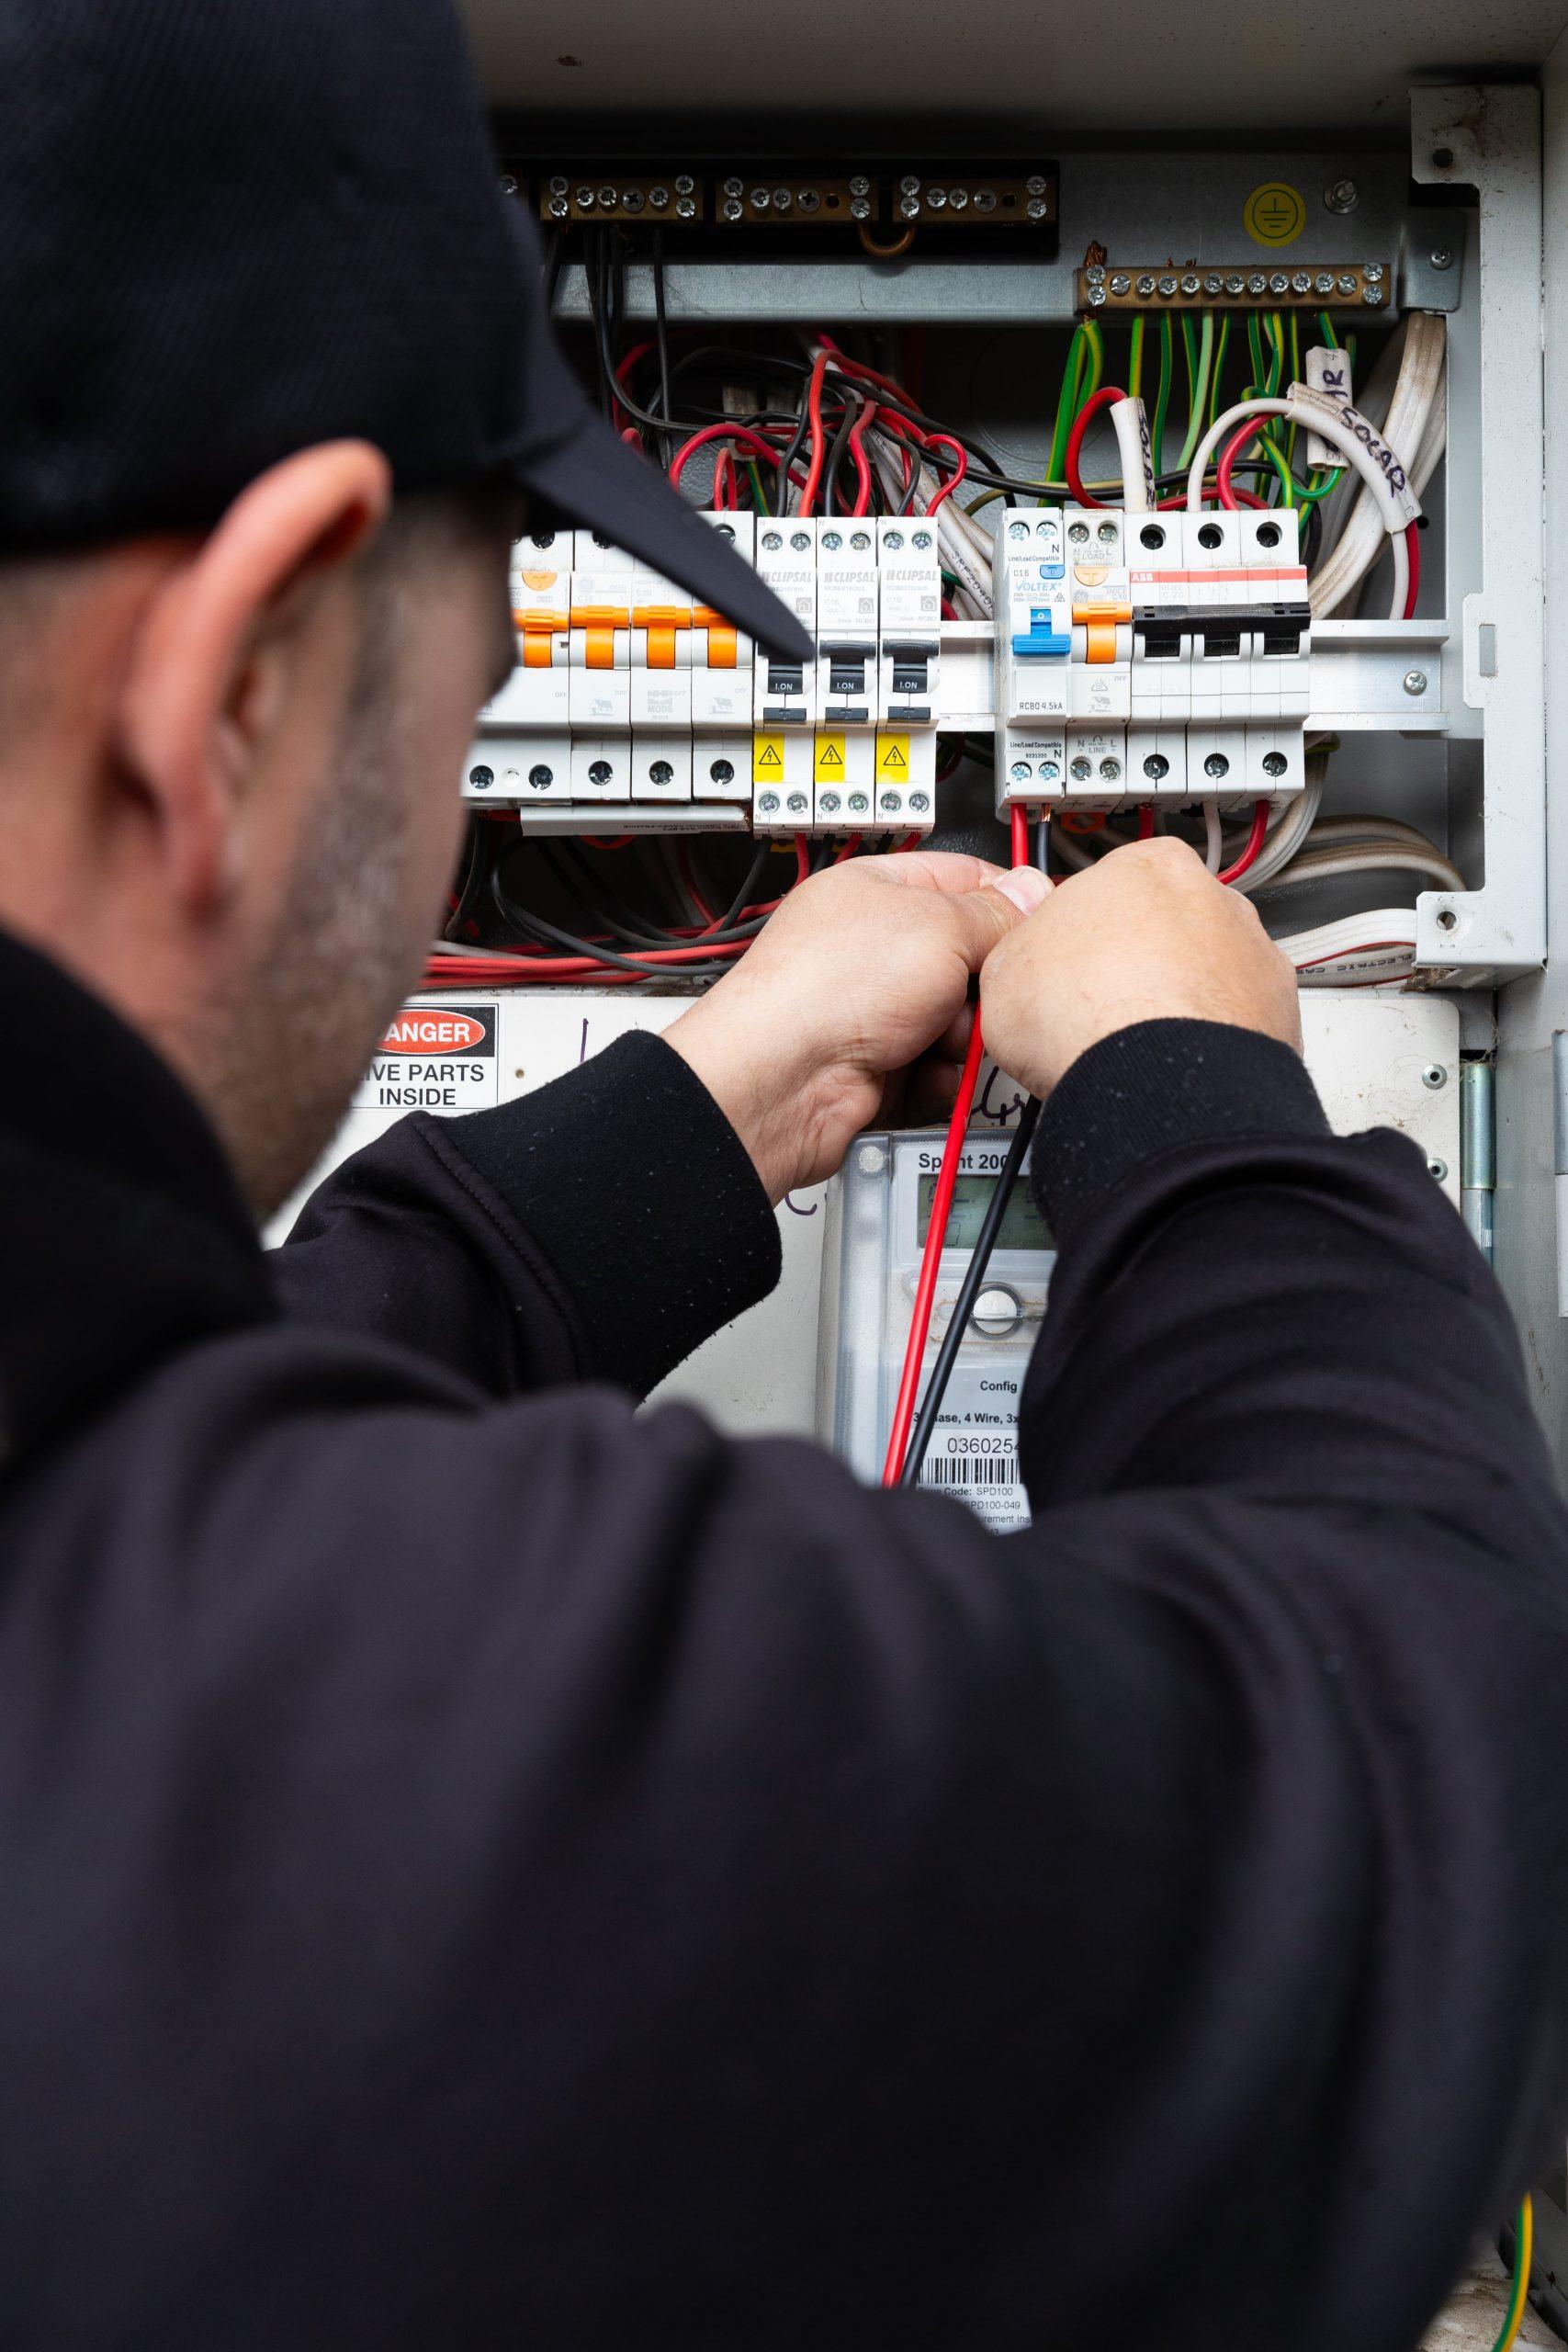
[980,836,1301,1101]
[666,852,1047,1203]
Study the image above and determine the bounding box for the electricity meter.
[818,1126,1055,1532]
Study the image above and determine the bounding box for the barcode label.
[921,1454,1020,1489]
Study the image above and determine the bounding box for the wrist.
[665,1003,820,1204]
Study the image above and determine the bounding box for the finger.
[859,849,1010,899]
[941,868,1052,972]
[934,997,976,1062]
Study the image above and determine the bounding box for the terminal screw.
[1404,670,1428,696]
[1422,1063,1449,1089]
[1324,175,1359,214]
[1429,245,1454,270]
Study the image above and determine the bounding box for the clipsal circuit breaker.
[995,503,1310,815]
[468,510,942,837]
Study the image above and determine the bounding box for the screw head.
[1262,751,1288,778]
[879,791,900,812]
[722,176,743,198]
[1362,282,1385,305]
[820,528,842,551]
[673,174,695,196]
[649,760,673,786]
[848,791,869,813]
[1010,761,1031,783]
[898,175,919,196]
[761,530,783,551]
[674,196,696,219]
[773,187,792,210]
[1156,273,1178,296]
[1404,669,1428,696]
[1203,752,1229,778]
[1324,175,1359,214]
[750,187,770,209]
[857,1142,886,1175]
[527,763,553,789]
[468,764,493,790]
[898,196,919,219]
[1025,198,1048,221]
[498,174,519,197]
[722,198,742,221]
[1427,1158,1450,1182]
[851,198,871,220]
[1025,175,1048,197]
[547,175,568,196]
[1143,753,1169,781]
[1180,273,1201,296]
[575,187,595,209]
[648,185,670,210]
[758,790,779,815]
[588,760,613,787]
[883,528,904,550]
[1135,273,1156,297]
[547,195,569,219]
[818,791,840,815]
[849,175,871,198]
[1337,271,1357,295]
[911,529,932,550]
[1422,1063,1449,1089]
[1429,245,1454,270]
[927,187,947,210]
[786,791,808,814]
[908,791,931,812]
[709,759,735,786]
[1069,755,1092,781]
[1110,273,1131,296]
[1087,286,1107,308]
[622,189,645,214]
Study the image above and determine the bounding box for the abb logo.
[378,1010,491,1056]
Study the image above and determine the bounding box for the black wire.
[714,842,773,931]
[541,230,565,315]
[821,392,861,515]
[489,866,739,979]
[899,1097,1043,1489]
[651,230,673,469]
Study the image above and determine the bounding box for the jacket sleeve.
[269,1029,782,1399]
[17,1023,1568,2352]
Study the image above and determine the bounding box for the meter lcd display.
[917,1173,1053,1252]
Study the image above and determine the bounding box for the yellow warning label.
[752,733,784,783]
[1243,182,1306,248]
[875,732,910,778]
[814,733,846,782]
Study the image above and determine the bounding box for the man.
[1,4,1565,2348]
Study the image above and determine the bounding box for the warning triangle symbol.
[818,741,843,770]
[757,741,783,769]
[881,741,907,771]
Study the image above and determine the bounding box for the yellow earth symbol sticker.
[1244,183,1306,248]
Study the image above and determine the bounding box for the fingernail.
[992,867,1050,915]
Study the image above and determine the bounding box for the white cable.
[1258,842,1465,893]
[1228,761,1327,893]
[1387,526,1410,624]
[1312,315,1445,617]
[1279,910,1418,986]
[1203,802,1223,871]
[1185,396,1417,536]
[1111,396,1154,511]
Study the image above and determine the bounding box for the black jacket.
[2,923,1566,2352]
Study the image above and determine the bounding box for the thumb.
[944,864,1050,970]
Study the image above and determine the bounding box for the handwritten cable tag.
[1288,381,1422,529]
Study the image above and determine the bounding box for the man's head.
[0,450,517,1213]
[0,0,809,1216]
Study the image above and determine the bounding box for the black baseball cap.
[0,0,812,664]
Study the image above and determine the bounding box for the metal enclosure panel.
[1496,36,1568,1465]
[466,0,1568,130]
[1412,89,1548,978]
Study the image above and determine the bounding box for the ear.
[116,441,393,916]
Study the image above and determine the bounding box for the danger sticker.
[355,1003,500,1114]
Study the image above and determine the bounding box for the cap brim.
[510,401,814,668]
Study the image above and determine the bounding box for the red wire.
[797,349,832,518]
[794,832,811,884]
[1010,803,1031,866]
[834,832,863,862]
[1217,799,1269,885]
[584,835,635,852]
[880,1019,987,1487]
[848,401,878,516]
[922,434,968,515]
[668,421,795,493]
[1404,522,1420,619]
[1065,385,1129,508]
[1136,806,1156,840]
